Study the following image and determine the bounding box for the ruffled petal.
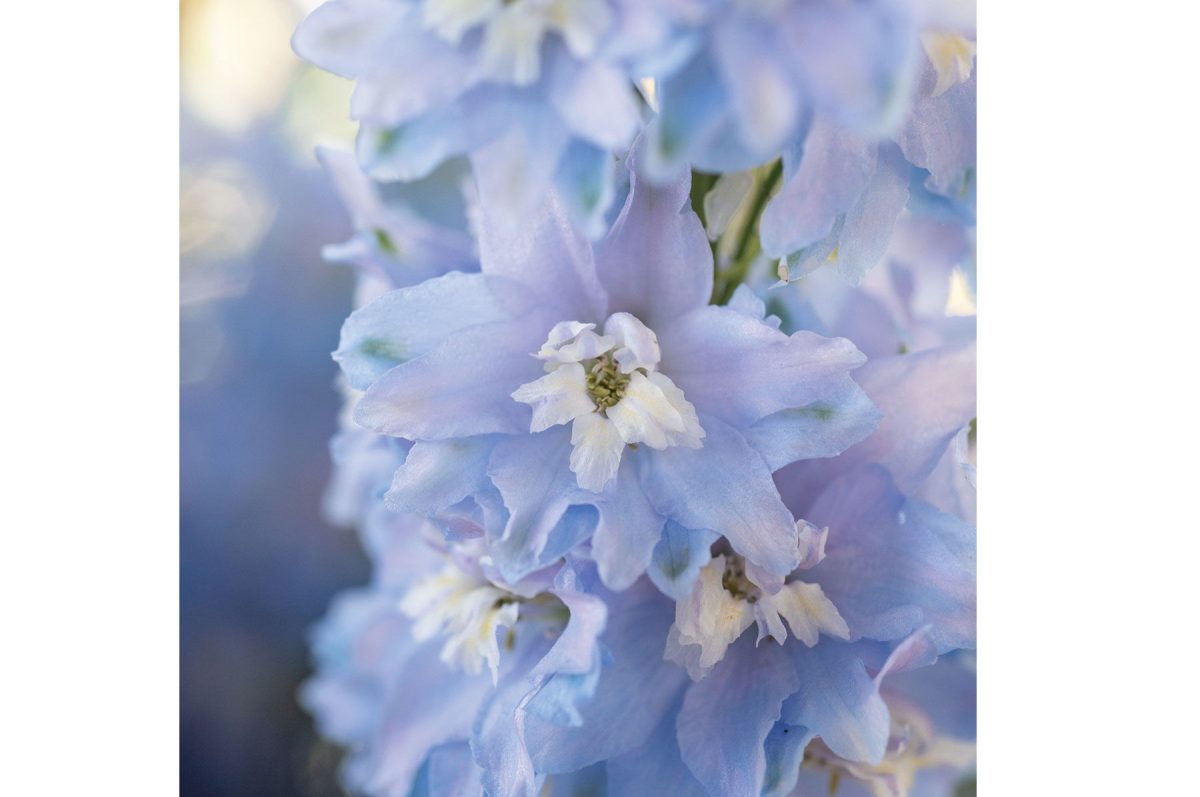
[808,465,976,652]
[590,458,666,590]
[782,641,890,765]
[334,271,509,391]
[659,305,867,428]
[677,636,800,797]
[640,415,800,580]
[354,320,546,439]
[384,436,500,515]
[487,428,595,583]
[594,140,714,328]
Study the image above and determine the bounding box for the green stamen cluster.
[586,354,631,411]
[721,555,759,604]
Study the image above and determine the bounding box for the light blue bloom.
[335,140,878,592]
[293,0,650,237]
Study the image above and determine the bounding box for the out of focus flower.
[292,0,649,236]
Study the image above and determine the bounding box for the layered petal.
[594,141,714,328]
[334,271,509,391]
[640,415,800,579]
[659,305,867,428]
[487,428,595,583]
[590,458,666,590]
[476,139,609,321]
[782,641,890,765]
[808,466,976,652]
[677,636,800,797]
[355,320,547,439]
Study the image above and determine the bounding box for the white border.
[5,1,179,794]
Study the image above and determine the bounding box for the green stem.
[689,170,718,230]
[712,160,783,305]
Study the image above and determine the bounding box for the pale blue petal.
[711,16,805,158]
[550,60,641,151]
[323,428,404,528]
[606,692,708,797]
[659,305,866,427]
[487,428,596,584]
[782,642,890,765]
[591,458,666,591]
[759,117,875,259]
[776,343,976,513]
[761,722,814,797]
[525,581,688,772]
[677,636,800,797]
[409,742,483,797]
[290,0,402,79]
[640,415,799,579]
[540,504,599,566]
[743,377,881,471]
[526,560,609,728]
[777,0,917,132]
[477,170,608,322]
[553,138,617,241]
[384,436,500,515]
[808,465,976,652]
[333,271,509,390]
[545,764,608,797]
[354,320,546,440]
[357,108,470,183]
[350,29,475,128]
[594,138,714,329]
[471,642,552,797]
[365,642,496,797]
[648,521,717,601]
[642,53,729,182]
[897,61,977,202]
[830,142,911,283]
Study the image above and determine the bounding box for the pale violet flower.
[334,140,880,591]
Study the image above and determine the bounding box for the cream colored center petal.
[569,411,626,491]
[921,32,976,97]
[757,580,850,648]
[400,562,518,683]
[510,362,595,432]
[665,556,755,680]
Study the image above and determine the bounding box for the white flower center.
[400,560,520,683]
[665,524,850,680]
[511,312,705,492]
[422,0,612,85]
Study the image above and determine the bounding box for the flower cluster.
[296,2,976,796]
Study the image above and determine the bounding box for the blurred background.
[180,1,369,793]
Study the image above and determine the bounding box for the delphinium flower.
[292,0,655,237]
[332,139,882,595]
